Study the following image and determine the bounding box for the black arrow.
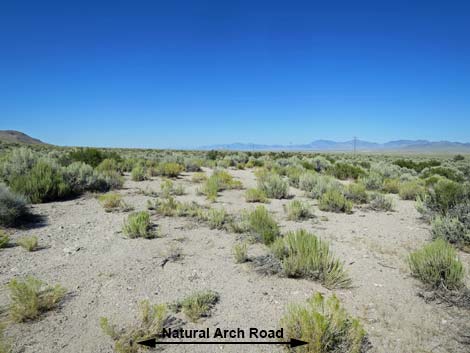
[137,337,308,348]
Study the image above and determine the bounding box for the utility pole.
[353,136,357,155]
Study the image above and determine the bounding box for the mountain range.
[200,139,470,152]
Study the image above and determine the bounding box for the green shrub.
[131,166,146,181]
[393,159,440,173]
[184,158,202,172]
[424,179,468,214]
[10,160,70,203]
[448,201,470,230]
[63,162,107,193]
[368,193,394,211]
[101,170,124,190]
[0,230,10,249]
[382,178,400,194]
[318,189,353,214]
[285,200,313,220]
[431,215,470,246]
[8,276,66,322]
[122,211,155,239]
[67,148,106,167]
[258,173,289,199]
[280,293,366,353]
[173,290,219,322]
[0,184,28,226]
[17,236,38,251]
[232,242,248,263]
[312,156,331,172]
[299,173,342,199]
[246,206,280,245]
[157,162,184,178]
[421,166,464,183]
[329,162,365,180]
[244,188,268,203]
[408,239,465,290]
[360,172,383,191]
[345,182,368,204]
[100,300,168,353]
[398,180,425,200]
[96,158,121,173]
[1,147,37,182]
[298,172,318,193]
[272,229,351,288]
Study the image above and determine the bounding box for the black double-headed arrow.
[138,337,308,348]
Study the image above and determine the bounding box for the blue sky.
[1,0,469,148]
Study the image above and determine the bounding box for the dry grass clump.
[191,172,207,183]
[200,170,242,202]
[160,179,185,198]
[245,206,280,245]
[100,300,169,353]
[122,211,156,239]
[203,208,230,230]
[149,196,179,216]
[8,276,66,322]
[172,290,219,322]
[318,189,353,214]
[98,193,133,212]
[17,236,38,252]
[0,230,9,249]
[271,229,351,289]
[408,238,465,290]
[284,200,314,221]
[232,242,248,263]
[244,188,269,203]
[280,293,367,353]
[0,324,11,353]
[148,197,230,230]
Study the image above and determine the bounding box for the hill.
[0,130,47,145]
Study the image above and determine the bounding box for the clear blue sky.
[1,0,469,148]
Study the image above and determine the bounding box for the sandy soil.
[1,168,469,353]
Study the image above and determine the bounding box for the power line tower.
[353,136,357,154]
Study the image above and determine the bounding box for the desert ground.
[1,167,469,353]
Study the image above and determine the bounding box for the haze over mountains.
[200,139,470,152]
[1,130,470,152]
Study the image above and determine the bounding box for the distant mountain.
[0,130,47,145]
[200,139,470,152]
